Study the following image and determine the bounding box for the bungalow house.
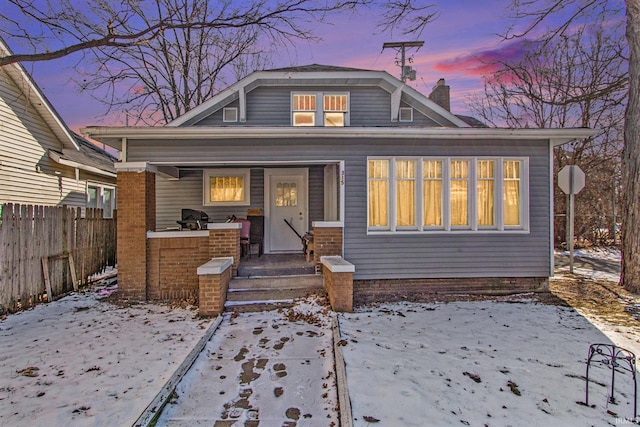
[82,64,594,314]
[0,38,117,214]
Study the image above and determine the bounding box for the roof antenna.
[382,41,424,82]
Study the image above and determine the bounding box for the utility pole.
[382,41,424,82]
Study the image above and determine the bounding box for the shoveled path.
[154,303,338,426]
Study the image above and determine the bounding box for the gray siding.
[0,66,114,208]
[130,137,551,280]
[194,86,440,127]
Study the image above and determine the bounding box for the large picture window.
[367,157,528,233]
[203,168,251,206]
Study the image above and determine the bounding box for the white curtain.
[396,160,416,227]
[450,160,469,226]
[210,176,244,202]
[368,160,389,227]
[477,160,495,226]
[503,160,521,226]
[423,160,442,226]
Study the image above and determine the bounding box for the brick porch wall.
[147,236,209,301]
[208,227,241,276]
[117,170,156,300]
[353,277,549,306]
[313,225,343,271]
[199,266,232,317]
[323,265,354,312]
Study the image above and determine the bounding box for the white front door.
[265,168,308,253]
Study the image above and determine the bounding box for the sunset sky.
[7,0,559,132]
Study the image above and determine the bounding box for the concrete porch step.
[229,274,323,290]
[225,274,325,312]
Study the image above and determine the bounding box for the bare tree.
[0,0,437,124]
[469,20,627,248]
[495,0,640,292]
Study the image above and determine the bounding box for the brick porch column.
[312,221,344,272]
[208,223,241,276]
[115,162,156,300]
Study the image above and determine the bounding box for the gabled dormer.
[167,64,470,128]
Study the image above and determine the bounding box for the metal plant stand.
[585,343,637,420]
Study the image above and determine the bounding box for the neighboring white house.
[0,38,116,215]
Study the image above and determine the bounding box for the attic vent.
[399,107,413,122]
[223,107,238,122]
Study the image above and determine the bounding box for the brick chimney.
[428,78,450,112]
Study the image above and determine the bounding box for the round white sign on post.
[558,165,585,195]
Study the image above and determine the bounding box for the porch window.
[367,157,529,233]
[203,168,250,206]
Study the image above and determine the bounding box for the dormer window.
[292,94,316,126]
[292,92,349,126]
[323,94,348,126]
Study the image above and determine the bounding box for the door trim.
[264,168,309,253]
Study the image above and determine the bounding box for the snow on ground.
[556,248,621,283]
[0,284,213,427]
[339,300,639,427]
[154,296,338,426]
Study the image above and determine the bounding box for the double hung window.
[203,168,251,206]
[292,92,349,126]
[367,157,528,233]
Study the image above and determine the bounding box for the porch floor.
[237,253,315,277]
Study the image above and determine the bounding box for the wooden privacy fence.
[0,203,116,314]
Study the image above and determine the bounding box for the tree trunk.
[621,0,640,292]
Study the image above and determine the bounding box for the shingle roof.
[265,64,372,73]
[51,133,117,174]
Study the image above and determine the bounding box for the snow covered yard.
[154,296,338,426]
[339,297,639,427]
[0,285,213,427]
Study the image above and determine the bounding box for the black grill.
[177,209,209,230]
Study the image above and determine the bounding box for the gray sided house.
[83,65,593,311]
[0,38,117,214]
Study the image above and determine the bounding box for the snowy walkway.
[154,302,338,426]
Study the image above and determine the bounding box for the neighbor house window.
[292,92,349,126]
[203,168,251,206]
[87,184,116,218]
[367,157,528,233]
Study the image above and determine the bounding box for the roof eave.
[81,126,597,151]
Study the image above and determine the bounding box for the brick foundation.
[353,277,549,306]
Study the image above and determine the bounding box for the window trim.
[367,156,529,234]
[203,168,251,206]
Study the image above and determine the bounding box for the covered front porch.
[115,161,353,316]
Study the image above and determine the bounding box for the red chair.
[234,218,251,258]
